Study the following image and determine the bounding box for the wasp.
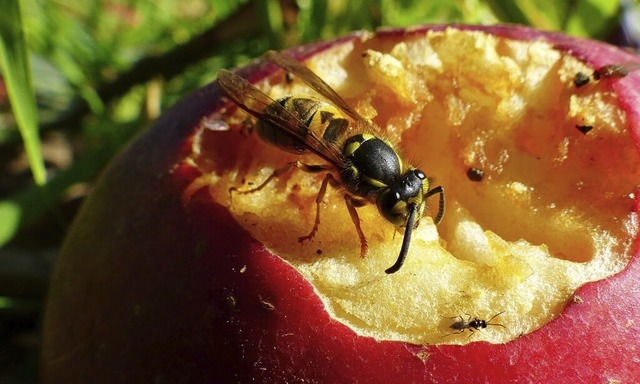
[444,311,506,338]
[574,62,640,88]
[592,62,640,80]
[217,51,445,274]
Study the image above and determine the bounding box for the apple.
[42,25,640,383]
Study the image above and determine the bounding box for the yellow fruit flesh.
[186,29,639,344]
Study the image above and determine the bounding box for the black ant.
[443,311,506,338]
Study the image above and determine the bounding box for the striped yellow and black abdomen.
[255,97,349,154]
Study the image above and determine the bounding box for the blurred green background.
[0,0,638,381]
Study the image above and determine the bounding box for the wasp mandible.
[217,51,445,274]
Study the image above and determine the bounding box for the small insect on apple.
[574,62,640,88]
[466,167,484,182]
[217,51,445,274]
[444,311,506,338]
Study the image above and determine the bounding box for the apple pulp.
[43,25,640,383]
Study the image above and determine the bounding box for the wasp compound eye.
[377,190,405,226]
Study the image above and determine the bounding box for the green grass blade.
[257,0,285,48]
[564,0,621,38]
[0,0,46,185]
[0,121,134,247]
[1,142,110,247]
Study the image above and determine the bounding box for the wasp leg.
[441,330,465,338]
[343,194,368,258]
[465,328,476,339]
[298,172,341,245]
[229,161,329,205]
[425,185,445,225]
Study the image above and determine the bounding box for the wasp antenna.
[426,185,445,225]
[385,203,418,274]
[487,311,505,322]
[487,311,506,326]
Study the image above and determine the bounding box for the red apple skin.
[42,25,640,383]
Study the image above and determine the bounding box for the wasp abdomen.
[256,97,348,154]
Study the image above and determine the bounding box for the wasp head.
[380,168,445,274]
[376,168,428,228]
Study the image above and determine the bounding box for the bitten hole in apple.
[185,28,639,345]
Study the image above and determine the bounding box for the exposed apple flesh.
[43,25,640,383]
[186,27,638,345]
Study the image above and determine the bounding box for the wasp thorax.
[341,134,403,196]
[377,169,427,227]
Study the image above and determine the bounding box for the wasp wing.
[264,51,377,133]
[217,69,343,165]
[594,62,640,79]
